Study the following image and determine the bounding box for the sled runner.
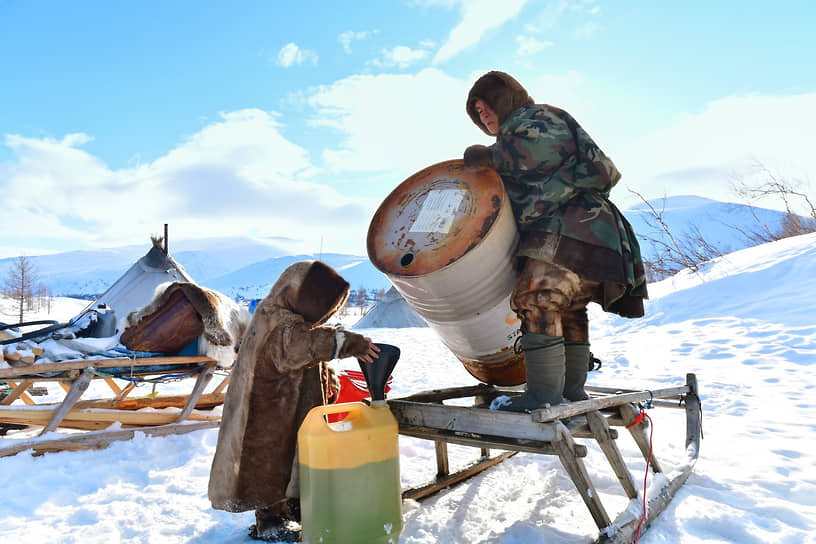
[389,374,701,543]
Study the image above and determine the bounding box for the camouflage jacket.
[490,103,647,316]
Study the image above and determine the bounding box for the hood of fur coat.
[271,261,350,326]
[466,71,534,136]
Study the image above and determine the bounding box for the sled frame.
[389,373,701,543]
[0,355,227,457]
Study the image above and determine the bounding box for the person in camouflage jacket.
[463,71,647,411]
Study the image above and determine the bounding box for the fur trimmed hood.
[466,71,534,136]
[270,261,350,326]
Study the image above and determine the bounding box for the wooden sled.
[389,373,701,543]
[0,354,231,458]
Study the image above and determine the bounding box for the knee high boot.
[493,333,565,412]
[563,342,590,401]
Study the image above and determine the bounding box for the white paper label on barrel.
[411,189,465,233]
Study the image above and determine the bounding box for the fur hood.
[466,71,534,136]
[270,261,350,326]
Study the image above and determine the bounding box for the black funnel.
[357,343,400,401]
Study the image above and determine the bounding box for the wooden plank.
[114,382,138,402]
[586,410,638,500]
[70,392,226,411]
[398,425,585,457]
[0,380,36,406]
[103,377,122,395]
[684,374,702,455]
[434,440,450,477]
[391,384,501,403]
[175,364,215,423]
[0,421,220,458]
[551,421,611,531]
[619,403,663,474]
[39,370,94,435]
[0,405,220,428]
[211,373,231,395]
[403,451,517,501]
[531,385,691,422]
[0,356,216,379]
[389,400,560,442]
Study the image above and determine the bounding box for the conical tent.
[78,244,195,331]
[354,286,428,329]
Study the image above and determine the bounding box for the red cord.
[632,409,654,544]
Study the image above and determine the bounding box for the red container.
[328,370,393,422]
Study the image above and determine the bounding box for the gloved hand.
[338,331,380,363]
[463,144,494,169]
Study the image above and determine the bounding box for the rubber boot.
[564,342,590,401]
[491,333,565,412]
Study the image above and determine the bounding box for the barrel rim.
[366,159,507,278]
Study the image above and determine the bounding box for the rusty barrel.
[367,159,525,386]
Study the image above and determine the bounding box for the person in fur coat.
[208,260,379,542]
[463,71,647,412]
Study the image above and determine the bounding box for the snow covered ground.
[1,233,815,543]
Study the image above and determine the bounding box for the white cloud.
[432,0,529,64]
[338,30,373,54]
[0,110,376,255]
[614,93,816,211]
[515,35,553,56]
[276,42,318,67]
[304,68,485,177]
[372,45,429,68]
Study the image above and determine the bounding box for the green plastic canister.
[298,401,402,544]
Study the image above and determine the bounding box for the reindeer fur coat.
[208,261,370,512]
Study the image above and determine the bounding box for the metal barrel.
[367,159,525,385]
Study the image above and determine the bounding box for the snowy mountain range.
[0,196,800,299]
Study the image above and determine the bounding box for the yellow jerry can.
[298,400,402,544]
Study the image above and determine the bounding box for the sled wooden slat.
[398,423,585,457]
[104,377,122,394]
[0,356,225,455]
[176,364,215,423]
[388,399,561,442]
[1,380,36,406]
[0,421,219,458]
[553,420,611,530]
[0,405,221,428]
[402,451,517,501]
[435,439,450,477]
[40,369,94,435]
[619,402,664,474]
[531,384,692,423]
[114,381,138,402]
[70,392,226,411]
[0,355,216,379]
[586,410,639,500]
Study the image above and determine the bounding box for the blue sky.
[1,0,814,257]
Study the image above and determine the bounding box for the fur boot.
[491,333,565,412]
[564,342,590,401]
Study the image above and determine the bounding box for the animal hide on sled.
[122,281,250,367]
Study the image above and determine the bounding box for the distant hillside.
[0,239,392,300]
[1,196,805,299]
[205,253,392,300]
[622,195,797,265]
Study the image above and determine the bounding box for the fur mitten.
[337,331,371,359]
[463,144,494,169]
